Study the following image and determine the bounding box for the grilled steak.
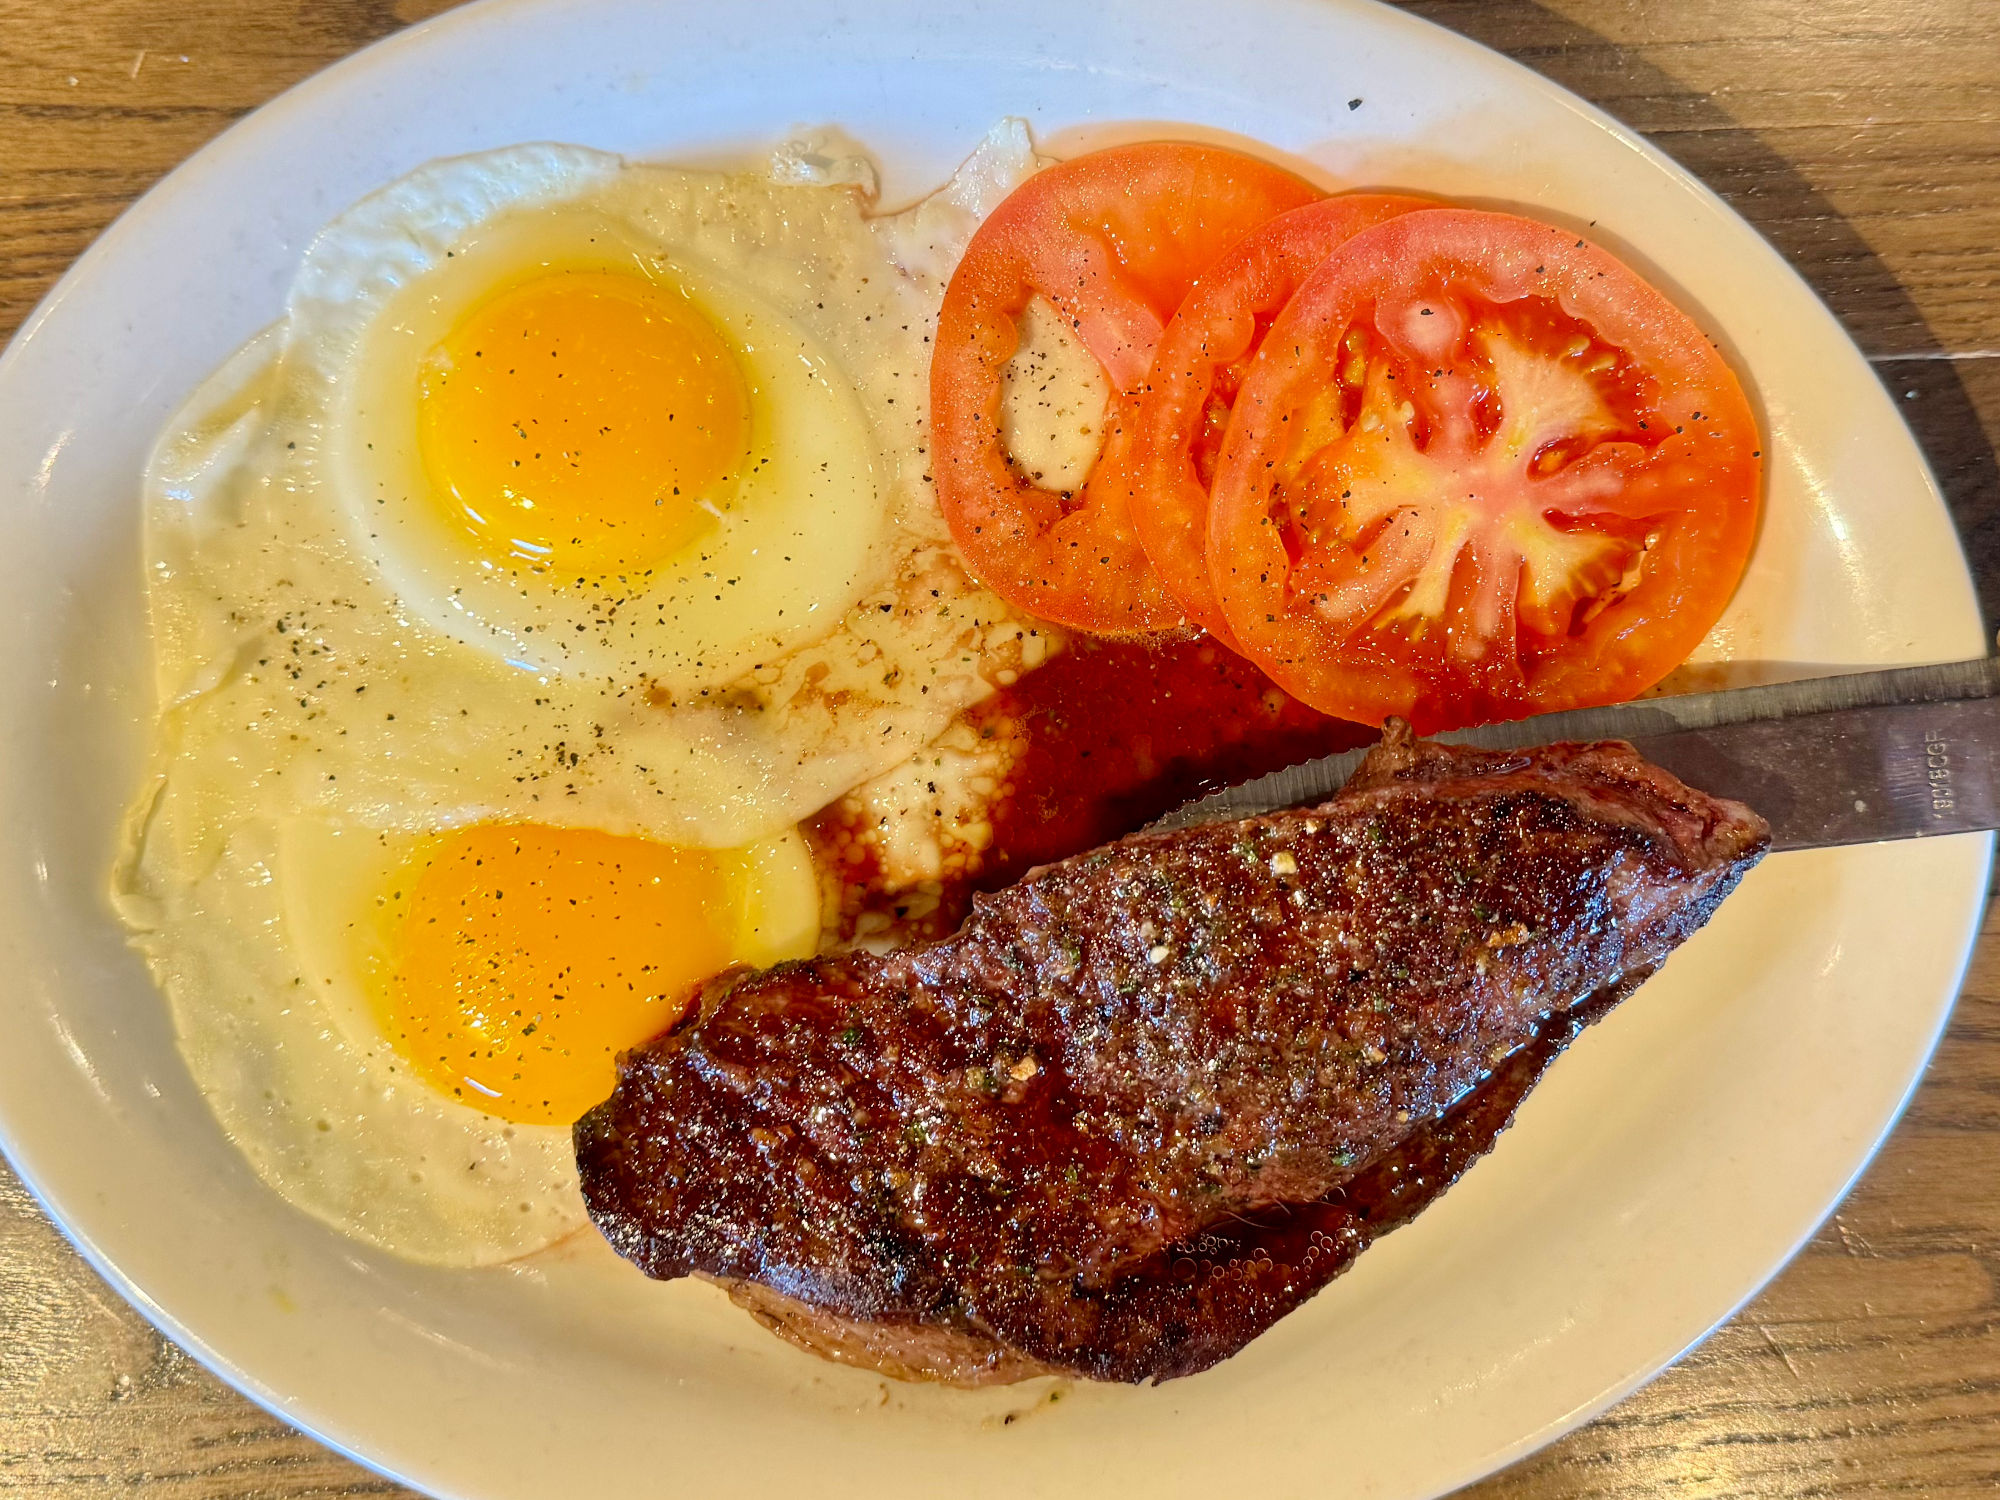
[576,726,1768,1383]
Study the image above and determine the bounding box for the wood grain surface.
[2,0,1996,1494]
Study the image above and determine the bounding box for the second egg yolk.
[374,823,737,1126]
[417,269,750,574]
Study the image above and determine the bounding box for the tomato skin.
[1208,208,1762,731]
[931,142,1320,635]
[1120,194,1434,646]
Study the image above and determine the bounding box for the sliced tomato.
[1208,208,1762,731]
[1119,193,1434,645]
[931,142,1320,634]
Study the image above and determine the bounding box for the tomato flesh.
[1121,193,1433,644]
[1209,208,1761,730]
[931,142,1320,634]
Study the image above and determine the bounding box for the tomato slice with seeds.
[931,142,1321,634]
[1120,193,1435,645]
[1209,207,1761,731]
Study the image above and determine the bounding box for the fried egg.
[119,786,818,1263]
[116,124,1051,1265]
[302,144,883,689]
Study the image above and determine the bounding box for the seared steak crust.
[700,992,1618,1386]
[576,728,1768,1382]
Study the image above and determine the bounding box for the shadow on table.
[1397,0,2000,639]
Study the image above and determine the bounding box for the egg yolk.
[375,823,737,1126]
[417,269,750,574]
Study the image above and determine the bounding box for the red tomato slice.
[1209,208,1762,731]
[1120,193,1434,645]
[931,142,1320,634]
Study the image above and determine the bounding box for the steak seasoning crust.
[576,727,1769,1384]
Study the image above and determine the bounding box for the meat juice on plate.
[808,635,1376,946]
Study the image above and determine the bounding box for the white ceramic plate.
[0,1,1987,1496]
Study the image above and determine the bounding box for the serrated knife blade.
[1150,658,2000,852]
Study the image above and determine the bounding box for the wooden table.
[2,0,1995,1493]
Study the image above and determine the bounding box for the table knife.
[1153,658,2000,852]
